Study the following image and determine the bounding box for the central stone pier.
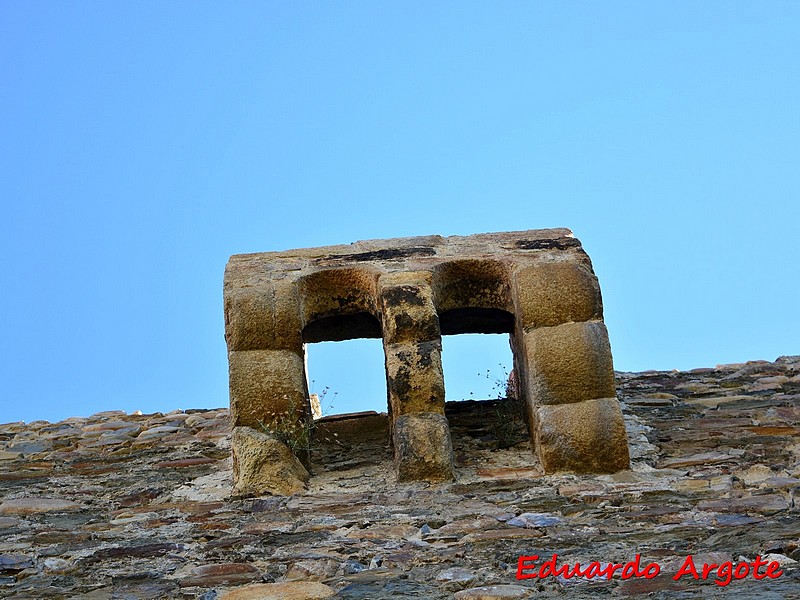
[224,229,630,495]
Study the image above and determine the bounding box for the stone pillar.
[224,278,312,494]
[513,261,629,473]
[228,349,309,430]
[378,272,454,482]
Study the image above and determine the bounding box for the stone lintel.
[225,228,577,268]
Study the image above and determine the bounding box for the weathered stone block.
[228,349,309,428]
[219,582,335,600]
[393,412,455,482]
[299,268,378,325]
[534,397,629,473]
[384,340,446,417]
[379,272,440,345]
[224,280,304,352]
[522,321,616,405]
[432,259,513,314]
[232,426,310,496]
[514,261,602,330]
[223,288,272,351]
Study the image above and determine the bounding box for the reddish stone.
[616,574,689,597]
[178,501,226,514]
[218,583,334,600]
[83,543,182,564]
[0,471,50,482]
[745,426,798,436]
[179,562,261,587]
[118,488,163,507]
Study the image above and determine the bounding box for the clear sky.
[2,3,798,423]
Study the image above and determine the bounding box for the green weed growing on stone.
[309,382,339,419]
[307,381,344,447]
[257,381,345,457]
[257,399,314,459]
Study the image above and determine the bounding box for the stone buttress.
[224,229,630,495]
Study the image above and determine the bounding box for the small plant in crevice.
[309,382,339,419]
[257,412,312,457]
[257,397,314,463]
[482,364,526,449]
[482,364,511,399]
[308,381,344,448]
[491,397,526,449]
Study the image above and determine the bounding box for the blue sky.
[2,3,798,423]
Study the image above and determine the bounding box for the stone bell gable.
[224,229,630,495]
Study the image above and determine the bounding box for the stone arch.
[432,259,513,319]
[299,268,379,326]
[299,270,384,423]
[438,307,516,406]
[299,267,384,426]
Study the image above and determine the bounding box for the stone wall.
[224,230,630,495]
[0,358,798,598]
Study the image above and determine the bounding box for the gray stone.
[1,357,797,600]
[454,585,533,599]
[435,566,477,589]
[505,512,562,527]
[0,554,34,572]
[6,439,52,455]
[0,498,82,515]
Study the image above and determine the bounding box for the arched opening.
[301,311,391,478]
[432,259,513,316]
[302,312,382,343]
[440,332,514,402]
[439,307,527,453]
[439,307,515,402]
[299,268,378,327]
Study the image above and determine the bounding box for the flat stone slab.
[454,585,534,599]
[0,498,82,515]
[218,582,335,599]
